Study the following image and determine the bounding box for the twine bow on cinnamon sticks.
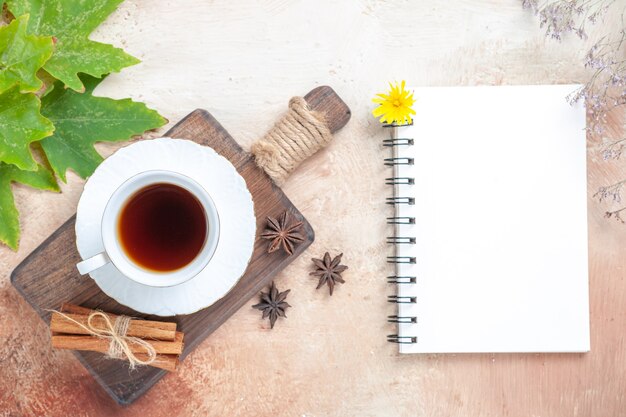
[49,303,183,371]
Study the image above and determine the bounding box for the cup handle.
[76,252,111,275]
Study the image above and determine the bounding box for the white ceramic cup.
[76,170,220,287]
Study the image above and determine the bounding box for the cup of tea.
[76,170,220,287]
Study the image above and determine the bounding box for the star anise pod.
[310,252,348,296]
[252,281,291,329]
[261,211,304,255]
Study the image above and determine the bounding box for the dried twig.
[524,0,626,219]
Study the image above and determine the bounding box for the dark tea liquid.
[118,183,207,272]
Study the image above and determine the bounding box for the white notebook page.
[394,85,590,353]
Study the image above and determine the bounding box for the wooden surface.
[1,1,625,416]
[10,84,349,405]
[9,108,320,405]
[304,86,351,133]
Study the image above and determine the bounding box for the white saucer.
[75,138,256,316]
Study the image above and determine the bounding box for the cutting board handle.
[251,86,351,184]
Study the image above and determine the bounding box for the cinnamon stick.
[61,303,168,323]
[59,303,94,315]
[50,311,177,341]
[59,303,182,340]
[131,354,179,372]
[52,303,183,371]
[51,331,184,355]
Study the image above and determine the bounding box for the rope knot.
[252,96,333,184]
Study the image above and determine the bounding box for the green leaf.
[0,86,54,170]
[40,74,167,182]
[0,162,59,250]
[6,0,140,91]
[0,14,54,93]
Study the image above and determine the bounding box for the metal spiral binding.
[387,335,418,344]
[388,295,416,304]
[388,315,417,323]
[383,138,414,147]
[387,276,416,284]
[387,256,416,264]
[383,121,414,128]
[386,197,415,205]
[387,216,415,224]
[386,237,416,244]
[385,122,417,345]
[384,157,414,166]
[385,177,415,185]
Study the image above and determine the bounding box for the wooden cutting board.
[10,86,351,405]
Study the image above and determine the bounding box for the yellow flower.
[372,80,416,125]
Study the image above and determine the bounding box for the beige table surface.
[1,1,625,416]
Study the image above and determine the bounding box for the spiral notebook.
[386,85,590,353]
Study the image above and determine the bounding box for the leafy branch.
[0,1,167,250]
